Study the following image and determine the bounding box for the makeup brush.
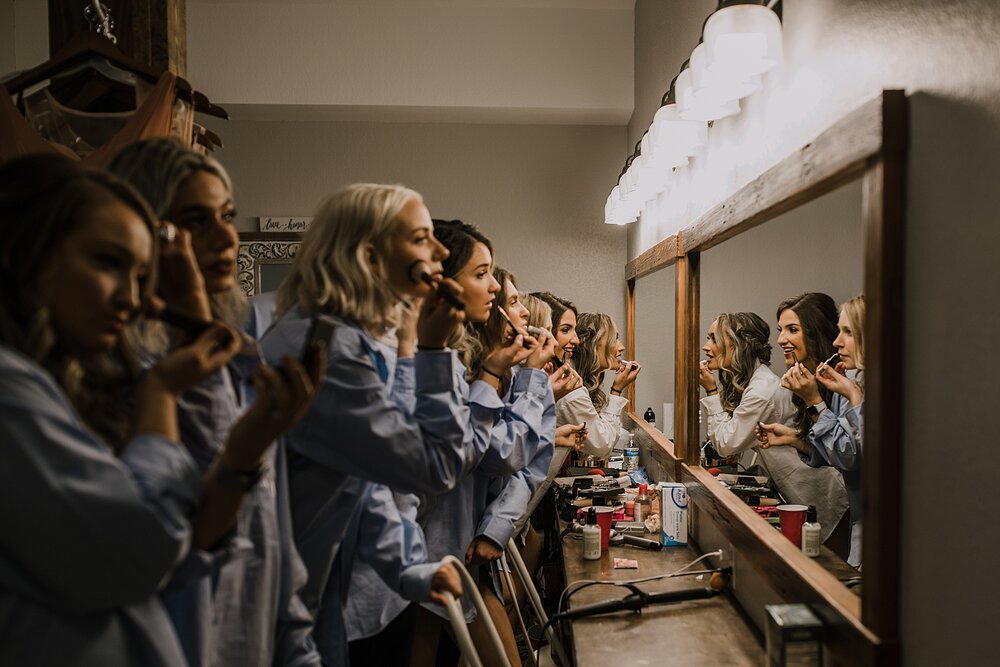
[408,261,464,310]
[821,352,840,367]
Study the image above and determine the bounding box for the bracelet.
[610,388,623,395]
[706,388,718,395]
[481,366,503,380]
[416,344,446,351]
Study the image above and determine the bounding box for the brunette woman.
[109,138,323,667]
[755,292,850,549]
[410,222,556,667]
[0,155,278,666]
[698,311,847,543]
[759,296,865,566]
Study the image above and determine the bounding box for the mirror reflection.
[633,267,676,436]
[697,180,863,568]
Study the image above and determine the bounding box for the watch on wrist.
[213,461,265,492]
[806,401,827,417]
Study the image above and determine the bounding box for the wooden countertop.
[560,531,763,666]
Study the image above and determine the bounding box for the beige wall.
[189,0,634,124]
[208,118,629,326]
[631,1,1000,663]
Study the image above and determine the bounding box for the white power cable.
[441,555,513,667]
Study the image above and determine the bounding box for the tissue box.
[658,482,687,546]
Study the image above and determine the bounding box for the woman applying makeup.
[409,230,557,667]
[759,296,865,566]
[561,312,641,460]
[0,155,270,666]
[755,292,849,549]
[261,184,466,665]
[698,311,846,544]
[109,138,323,667]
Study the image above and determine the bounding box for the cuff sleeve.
[398,562,441,602]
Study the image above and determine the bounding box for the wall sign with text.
[257,216,313,233]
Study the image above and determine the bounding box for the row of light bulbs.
[605,0,783,226]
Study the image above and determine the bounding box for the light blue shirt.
[0,344,200,667]
[260,309,473,665]
[805,388,864,567]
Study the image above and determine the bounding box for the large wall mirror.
[623,92,905,666]
[633,266,676,436]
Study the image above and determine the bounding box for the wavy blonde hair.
[841,295,866,373]
[277,183,421,328]
[713,312,772,413]
[574,312,618,412]
[522,293,552,331]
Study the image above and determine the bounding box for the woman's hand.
[555,423,588,449]
[524,329,558,369]
[396,296,422,359]
[755,422,810,454]
[149,322,242,394]
[549,363,582,401]
[698,360,717,393]
[223,351,323,470]
[416,278,465,348]
[780,363,822,405]
[611,361,641,393]
[816,361,863,405]
[465,536,504,566]
[483,334,532,378]
[155,224,212,321]
[427,563,463,607]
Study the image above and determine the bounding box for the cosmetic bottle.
[801,505,821,557]
[582,508,601,561]
[635,483,652,523]
[643,407,656,425]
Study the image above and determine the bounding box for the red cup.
[593,506,614,551]
[777,504,808,547]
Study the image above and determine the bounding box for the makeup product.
[156,309,261,360]
[408,261,464,310]
[765,604,823,667]
[495,304,537,348]
[821,352,840,366]
[301,315,335,362]
[643,407,656,424]
[801,505,821,557]
[618,359,636,372]
[582,509,601,560]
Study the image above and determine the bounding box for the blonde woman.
[261,184,467,664]
[560,312,640,459]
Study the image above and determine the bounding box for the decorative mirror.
[236,232,302,298]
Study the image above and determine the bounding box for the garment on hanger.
[0,71,183,167]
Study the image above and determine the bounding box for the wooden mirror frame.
[623,91,906,665]
[236,232,302,297]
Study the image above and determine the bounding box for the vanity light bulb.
[649,103,706,161]
[704,4,783,79]
[691,43,761,106]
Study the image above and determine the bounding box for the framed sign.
[257,216,313,233]
[237,232,302,297]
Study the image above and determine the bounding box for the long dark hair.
[715,312,772,413]
[0,154,159,448]
[432,218,494,377]
[531,291,577,332]
[468,266,519,379]
[776,292,838,438]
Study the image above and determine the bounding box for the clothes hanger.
[2,32,229,120]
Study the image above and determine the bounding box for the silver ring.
[158,224,176,243]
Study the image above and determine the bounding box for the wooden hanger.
[3,32,228,120]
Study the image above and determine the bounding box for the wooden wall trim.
[674,251,700,465]
[680,463,888,665]
[625,234,680,281]
[860,90,907,645]
[625,279,636,411]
